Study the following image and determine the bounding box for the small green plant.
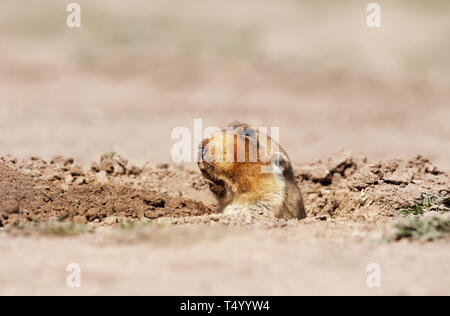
[386,217,450,242]
[3,221,94,237]
[399,192,449,215]
[119,219,148,230]
[103,148,117,160]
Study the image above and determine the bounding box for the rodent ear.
[227,121,250,130]
[227,121,256,139]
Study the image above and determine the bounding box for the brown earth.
[0,155,214,227]
[1,152,448,227]
[1,153,449,296]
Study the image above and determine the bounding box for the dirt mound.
[296,151,449,220]
[0,152,448,227]
[0,155,214,227]
[38,182,213,224]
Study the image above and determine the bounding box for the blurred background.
[0,0,449,170]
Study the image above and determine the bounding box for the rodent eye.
[271,152,289,175]
[198,138,210,162]
[227,123,256,140]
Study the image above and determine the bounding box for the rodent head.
[198,122,292,207]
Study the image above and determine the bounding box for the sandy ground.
[0,1,449,296]
[1,224,449,296]
[0,153,448,296]
[1,1,449,170]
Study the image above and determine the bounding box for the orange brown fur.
[198,122,306,220]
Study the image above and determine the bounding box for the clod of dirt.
[296,150,356,184]
[96,153,141,176]
[326,150,355,174]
